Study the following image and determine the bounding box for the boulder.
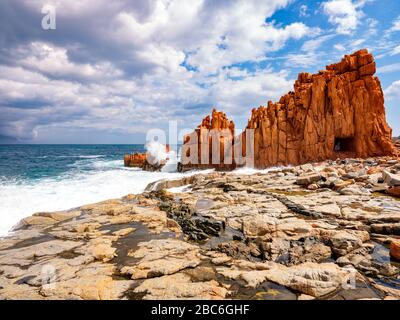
[133,273,228,300]
[387,186,400,198]
[124,153,146,167]
[264,262,352,297]
[382,171,400,187]
[328,230,369,257]
[390,240,400,261]
[296,173,322,186]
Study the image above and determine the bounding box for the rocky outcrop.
[124,153,146,168]
[124,145,170,171]
[245,49,395,168]
[390,240,400,261]
[181,109,236,171]
[1,156,400,300]
[181,50,396,170]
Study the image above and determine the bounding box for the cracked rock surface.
[0,157,399,300]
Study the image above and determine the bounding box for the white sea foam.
[145,141,169,165]
[0,159,203,236]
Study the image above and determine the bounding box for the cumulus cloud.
[322,0,370,35]
[1,0,321,142]
[385,80,400,100]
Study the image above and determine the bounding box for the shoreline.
[0,156,399,300]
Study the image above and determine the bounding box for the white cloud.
[322,0,369,35]
[284,53,319,68]
[391,45,400,56]
[334,44,346,51]
[301,34,336,52]
[378,63,400,74]
[385,80,400,100]
[388,16,400,33]
[17,42,122,80]
[0,0,328,141]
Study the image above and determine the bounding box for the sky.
[0,0,399,144]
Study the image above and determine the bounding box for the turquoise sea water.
[0,144,146,182]
[0,144,189,236]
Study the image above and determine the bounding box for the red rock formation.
[181,109,236,171]
[181,50,396,170]
[124,153,147,167]
[124,144,171,170]
[244,49,396,168]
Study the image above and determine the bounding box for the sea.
[0,144,199,236]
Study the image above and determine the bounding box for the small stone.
[307,183,319,190]
[90,239,116,262]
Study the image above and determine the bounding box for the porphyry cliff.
[182,109,236,171]
[181,49,397,171]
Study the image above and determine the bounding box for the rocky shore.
[0,155,399,300]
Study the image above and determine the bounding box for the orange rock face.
[124,153,147,167]
[181,50,396,170]
[245,49,396,168]
[182,109,236,171]
[390,240,400,261]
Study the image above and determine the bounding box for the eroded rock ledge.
[0,156,399,300]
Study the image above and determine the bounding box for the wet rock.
[220,261,353,297]
[121,239,201,279]
[328,230,369,257]
[339,186,369,196]
[262,237,332,265]
[2,157,400,300]
[112,227,135,237]
[370,223,400,235]
[263,262,353,297]
[133,272,228,300]
[216,241,253,260]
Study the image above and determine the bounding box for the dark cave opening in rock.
[334,137,355,152]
